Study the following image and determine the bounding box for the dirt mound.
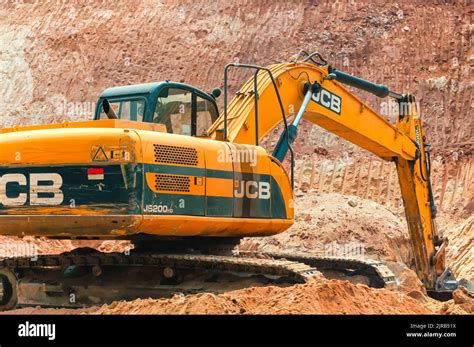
[428,286,474,315]
[91,279,430,315]
[451,286,474,314]
[7,277,471,315]
[240,192,412,265]
[385,261,428,302]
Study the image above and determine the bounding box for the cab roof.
[98,81,210,99]
[99,82,165,98]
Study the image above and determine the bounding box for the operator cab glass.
[196,95,219,136]
[153,87,218,136]
[154,88,193,135]
[98,97,146,121]
[95,82,219,136]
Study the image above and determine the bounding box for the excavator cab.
[94,82,220,137]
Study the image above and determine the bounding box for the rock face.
[441,215,474,283]
[0,1,472,157]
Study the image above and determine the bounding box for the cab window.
[99,98,145,121]
[196,96,218,136]
[153,87,217,136]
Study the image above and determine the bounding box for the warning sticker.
[91,146,130,162]
[92,146,108,161]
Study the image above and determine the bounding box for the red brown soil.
[90,279,433,315]
[439,215,474,283]
[6,279,431,315]
[7,275,472,315]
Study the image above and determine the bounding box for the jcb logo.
[312,87,342,115]
[0,173,64,206]
[234,180,270,200]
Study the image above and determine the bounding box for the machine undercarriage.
[0,237,397,310]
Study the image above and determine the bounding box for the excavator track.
[238,251,398,289]
[0,248,321,310]
[0,246,398,310]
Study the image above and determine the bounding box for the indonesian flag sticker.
[87,168,104,180]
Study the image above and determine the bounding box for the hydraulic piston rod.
[272,82,318,162]
[328,66,403,100]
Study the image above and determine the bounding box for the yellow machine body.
[0,120,293,238]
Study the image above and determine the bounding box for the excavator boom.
[207,58,454,292]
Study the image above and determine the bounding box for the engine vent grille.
[153,144,198,166]
[154,174,190,192]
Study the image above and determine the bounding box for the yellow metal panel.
[0,119,166,134]
[269,157,294,219]
[140,215,292,237]
[206,177,233,197]
[0,213,292,237]
[0,127,140,166]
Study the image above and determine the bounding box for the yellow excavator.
[0,51,469,309]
